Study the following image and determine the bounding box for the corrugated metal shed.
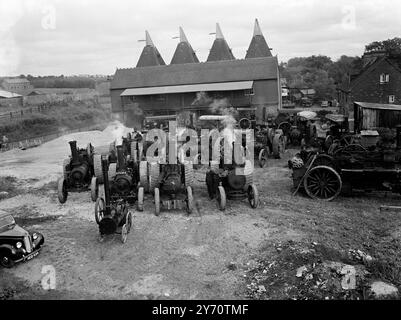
[354,102,401,129]
[111,57,278,90]
[0,90,22,98]
[355,101,401,111]
[121,81,253,96]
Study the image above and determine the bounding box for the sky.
[1,0,401,76]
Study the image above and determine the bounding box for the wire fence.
[0,122,110,153]
[0,104,55,124]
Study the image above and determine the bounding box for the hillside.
[0,99,111,142]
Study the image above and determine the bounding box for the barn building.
[1,78,33,96]
[110,20,281,128]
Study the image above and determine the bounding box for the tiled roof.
[136,45,166,67]
[111,56,279,90]
[246,19,272,59]
[3,78,30,84]
[171,42,199,64]
[207,39,235,62]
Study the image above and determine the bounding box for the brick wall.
[350,58,401,105]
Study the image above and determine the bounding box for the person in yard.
[2,135,8,149]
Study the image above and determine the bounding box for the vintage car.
[0,210,44,268]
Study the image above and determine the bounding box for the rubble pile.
[244,241,400,300]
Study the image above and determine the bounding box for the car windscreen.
[0,215,15,231]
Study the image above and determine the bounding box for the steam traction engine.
[255,126,286,167]
[206,142,259,211]
[94,157,135,243]
[103,144,146,211]
[58,140,99,203]
[290,126,401,201]
[147,160,194,216]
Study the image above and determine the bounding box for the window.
[380,73,390,83]
[389,95,395,103]
[156,95,167,102]
[244,88,254,96]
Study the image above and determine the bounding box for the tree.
[328,55,363,86]
[281,55,357,101]
[365,37,401,58]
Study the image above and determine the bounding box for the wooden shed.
[354,101,401,131]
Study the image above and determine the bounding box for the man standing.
[2,135,9,150]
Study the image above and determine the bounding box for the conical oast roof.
[136,31,166,67]
[170,27,199,64]
[206,23,235,62]
[245,19,272,59]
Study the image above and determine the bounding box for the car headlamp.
[32,233,38,240]
[16,242,22,249]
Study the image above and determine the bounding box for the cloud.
[1,0,400,76]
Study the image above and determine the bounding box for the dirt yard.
[1,123,401,300]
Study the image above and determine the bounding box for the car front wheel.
[0,252,15,268]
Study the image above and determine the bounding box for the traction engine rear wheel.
[93,154,103,184]
[149,163,160,193]
[139,161,149,192]
[95,197,105,224]
[137,187,144,212]
[258,149,268,168]
[63,158,70,180]
[186,186,194,214]
[184,163,194,187]
[303,165,342,201]
[154,188,160,216]
[131,142,138,163]
[108,163,117,181]
[90,177,98,202]
[121,224,128,244]
[248,184,259,209]
[58,178,68,204]
[217,186,226,211]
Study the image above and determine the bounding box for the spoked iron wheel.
[126,211,133,233]
[154,188,160,216]
[186,186,194,214]
[334,144,367,156]
[95,197,106,224]
[303,165,342,201]
[343,144,367,153]
[93,154,103,184]
[313,155,335,168]
[90,177,98,202]
[57,178,68,204]
[258,149,268,168]
[247,184,259,209]
[324,135,334,151]
[121,224,128,244]
[137,187,144,212]
[341,135,354,146]
[216,186,226,211]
